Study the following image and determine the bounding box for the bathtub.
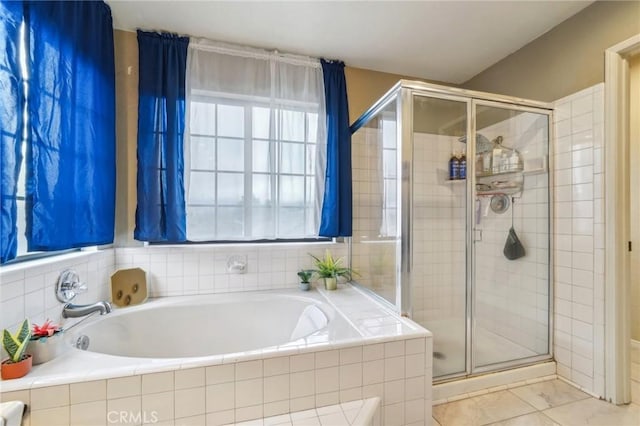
[71,292,352,358]
[0,286,433,426]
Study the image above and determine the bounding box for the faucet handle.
[73,281,88,294]
[56,269,87,303]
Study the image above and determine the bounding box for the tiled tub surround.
[552,83,605,397]
[0,284,433,426]
[0,241,346,333]
[0,249,114,333]
[113,242,347,297]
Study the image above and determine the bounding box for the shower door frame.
[350,80,555,382]
[401,90,475,381]
[467,98,555,377]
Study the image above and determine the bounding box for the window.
[4,6,109,263]
[11,20,67,261]
[186,95,322,241]
[380,117,398,238]
[184,40,327,242]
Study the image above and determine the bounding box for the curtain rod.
[189,41,321,68]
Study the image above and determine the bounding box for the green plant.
[310,250,353,280]
[2,319,32,363]
[297,269,314,283]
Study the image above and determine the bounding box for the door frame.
[604,34,640,404]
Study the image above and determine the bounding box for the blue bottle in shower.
[449,151,460,180]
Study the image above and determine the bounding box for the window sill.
[0,247,106,275]
[145,239,342,250]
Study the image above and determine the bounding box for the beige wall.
[114,30,139,246]
[344,66,448,124]
[630,54,640,341]
[463,1,640,102]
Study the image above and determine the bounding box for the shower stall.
[349,81,552,381]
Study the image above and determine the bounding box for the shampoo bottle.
[459,152,467,179]
[449,151,460,180]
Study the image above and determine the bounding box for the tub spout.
[62,301,112,318]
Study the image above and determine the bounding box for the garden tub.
[70,292,341,358]
[0,286,432,426]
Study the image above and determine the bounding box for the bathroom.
[0,2,640,425]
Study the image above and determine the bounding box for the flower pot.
[299,282,311,291]
[1,354,32,380]
[323,277,337,291]
[27,332,66,365]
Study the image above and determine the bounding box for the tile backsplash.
[113,242,347,298]
[0,250,114,334]
[0,241,346,333]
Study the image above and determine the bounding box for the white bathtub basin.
[71,292,338,358]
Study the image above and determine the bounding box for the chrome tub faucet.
[56,269,113,319]
[62,300,112,318]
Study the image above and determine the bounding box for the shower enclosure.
[349,81,552,381]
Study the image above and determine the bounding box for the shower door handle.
[473,229,483,242]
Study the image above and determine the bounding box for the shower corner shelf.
[475,167,524,196]
[476,186,523,196]
[475,167,524,179]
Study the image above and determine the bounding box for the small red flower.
[32,320,62,338]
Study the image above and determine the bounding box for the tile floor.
[232,398,380,426]
[432,379,640,426]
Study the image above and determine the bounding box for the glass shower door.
[471,101,551,371]
[411,94,470,378]
[350,97,400,307]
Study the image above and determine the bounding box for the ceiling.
[106,0,592,84]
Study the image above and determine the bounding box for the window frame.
[182,91,327,243]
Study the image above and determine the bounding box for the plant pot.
[27,332,66,365]
[1,354,32,380]
[299,282,311,291]
[323,277,337,291]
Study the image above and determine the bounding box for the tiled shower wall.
[552,83,605,397]
[411,133,466,327]
[474,112,550,356]
[352,122,551,361]
[351,126,397,305]
[351,127,468,322]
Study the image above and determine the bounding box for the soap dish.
[110,268,148,307]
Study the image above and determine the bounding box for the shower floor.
[424,319,538,378]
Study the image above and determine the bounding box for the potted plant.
[1,319,32,380]
[310,250,353,291]
[297,269,314,291]
[27,320,65,365]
